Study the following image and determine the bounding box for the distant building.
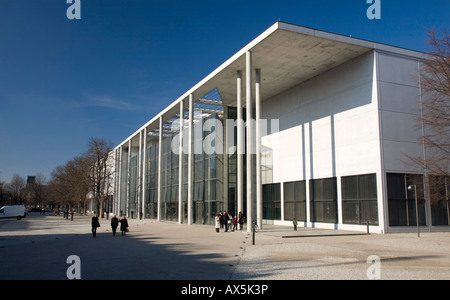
[110,22,449,233]
[27,176,36,186]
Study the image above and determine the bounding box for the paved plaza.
[0,213,449,280]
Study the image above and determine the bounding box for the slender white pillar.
[137,131,142,219]
[127,140,131,217]
[255,68,262,229]
[157,116,163,221]
[142,127,147,219]
[246,51,253,232]
[178,100,184,224]
[116,147,122,216]
[187,94,193,225]
[237,70,244,218]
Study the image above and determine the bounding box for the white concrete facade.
[111,22,449,233]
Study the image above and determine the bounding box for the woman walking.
[119,216,129,236]
[215,214,220,233]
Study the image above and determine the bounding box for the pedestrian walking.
[293,218,298,231]
[119,216,129,236]
[91,213,100,237]
[219,211,224,229]
[215,214,220,233]
[233,216,238,232]
[227,213,233,231]
[223,211,229,232]
[238,211,244,231]
[111,215,119,236]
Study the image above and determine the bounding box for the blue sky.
[0,0,449,183]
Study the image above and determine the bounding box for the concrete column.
[141,127,147,219]
[127,140,131,217]
[255,68,262,229]
[178,100,184,224]
[137,131,142,219]
[246,51,253,232]
[188,94,193,225]
[157,116,163,221]
[236,70,244,218]
[116,147,122,216]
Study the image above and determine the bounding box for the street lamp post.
[408,185,420,238]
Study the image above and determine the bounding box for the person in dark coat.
[111,215,119,236]
[238,211,245,231]
[119,216,129,236]
[223,211,229,232]
[91,213,100,237]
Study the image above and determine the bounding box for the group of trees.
[48,138,115,217]
[0,174,47,208]
[0,138,115,218]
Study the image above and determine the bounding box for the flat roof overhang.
[118,21,426,149]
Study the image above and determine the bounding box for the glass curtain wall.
[141,90,225,225]
[119,148,128,217]
[129,154,139,218]
[226,107,247,218]
[160,137,179,221]
[144,140,158,219]
[193,113,224,225]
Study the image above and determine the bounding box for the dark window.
[309,177,337,223]
[342,174,378,225]
[263,183,281,220]
[387,173,427,227]
[429,175,450,226]
[284,181,306,221]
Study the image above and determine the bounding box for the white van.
[0,205,28,220]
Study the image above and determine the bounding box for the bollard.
[252,220,256,245]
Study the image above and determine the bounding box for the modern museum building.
[110,22,449,234]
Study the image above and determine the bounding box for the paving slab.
[1,213,449,280]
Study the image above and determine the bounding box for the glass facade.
[192,115,224,225]
[145,140,158,219]
[116,89,226,225]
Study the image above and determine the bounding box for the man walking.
[91,213,100,237]
[111,215,119,236]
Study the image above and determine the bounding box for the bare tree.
[419,28,450,176]
[85,138,114,218]
[407,28,450,225]
[48,156,91,213]
[10,174,26,205]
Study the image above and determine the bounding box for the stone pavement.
[0,213,449,280]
